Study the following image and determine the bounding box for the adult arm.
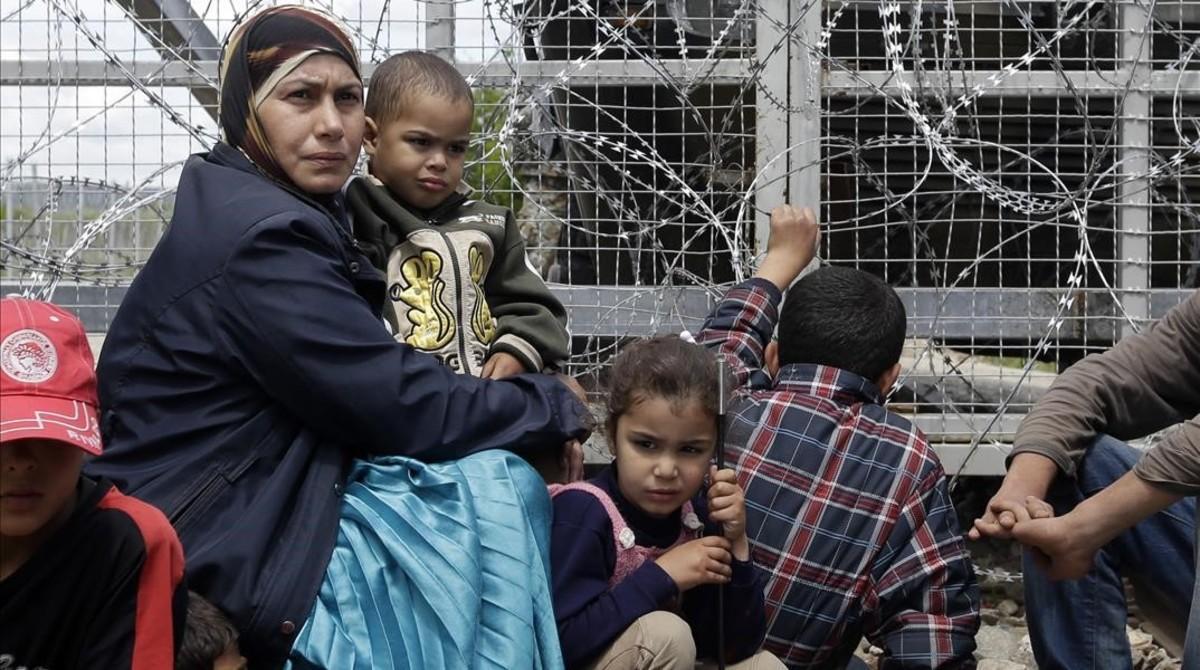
[551,491,678,666]
[216,213,589,461]
[868,468,980,669]
[1011,291,1200,479]
[974,292,1200,540]
[1010,469,1186,580]
[483,211,571,372]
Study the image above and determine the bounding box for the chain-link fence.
[2,0,1198,476]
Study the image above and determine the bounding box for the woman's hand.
[482,352,527,379]
[707,465,750,560]
[560,440,584,483]
[554,372,589,406]
[654,536,733,592]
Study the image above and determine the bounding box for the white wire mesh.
[1,0,1197,479]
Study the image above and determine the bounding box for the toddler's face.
[612,395,715,518]
[0,439,83,542]
[365,94,472,211]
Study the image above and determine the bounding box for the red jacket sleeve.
[84,489,187,670]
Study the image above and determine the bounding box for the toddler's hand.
[482,352,527,379]
[756,204,819,290]
[707,465,749,560]
[654,536,733,592]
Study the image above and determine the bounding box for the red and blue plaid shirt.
[698,278,980,669]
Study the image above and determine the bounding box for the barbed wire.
[2,0,1197,491]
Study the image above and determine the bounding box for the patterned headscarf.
[219,5,361,187]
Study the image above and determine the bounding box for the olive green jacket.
[347,176,569,375]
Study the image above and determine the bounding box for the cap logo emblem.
[1,329,59,383]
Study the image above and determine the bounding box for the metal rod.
[715,355,728,669]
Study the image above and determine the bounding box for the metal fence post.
[1117,0,1152,337]
[426,0,456,62]
[754,0,791,256]
[789,0,822,226]
[754,0,822,265]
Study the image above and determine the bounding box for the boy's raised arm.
[697,206,819,389]
[754,205,819,293]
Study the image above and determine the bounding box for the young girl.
[550,336,785,669]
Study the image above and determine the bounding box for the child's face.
[0,439,83,541]
[213,640,248,670]
[612,395,716,518]
[364,94,472,211]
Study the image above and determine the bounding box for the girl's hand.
[707,465,749,560]
[654,536,733,592]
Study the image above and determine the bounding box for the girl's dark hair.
[605,335,728,437]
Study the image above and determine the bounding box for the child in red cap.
[0,297,186,669]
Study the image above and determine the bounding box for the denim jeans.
[1187,515,1200,669]
[1022,435,1196,670]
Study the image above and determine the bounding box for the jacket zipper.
[169,469,226,532]
[432,222,472,373]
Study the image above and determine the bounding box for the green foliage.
[466,88,524,214]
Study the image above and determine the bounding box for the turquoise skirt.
[286,451,564,670]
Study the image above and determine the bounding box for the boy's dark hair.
[176,591,238,670]
[365,51,474,127]
[776,266,906,383]
[605,335,730,438]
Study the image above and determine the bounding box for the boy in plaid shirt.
[697,206,980,668]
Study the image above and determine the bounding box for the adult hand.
[1012,469,1183,581]
[482,352,527,379]
[755,204,819,291]
[1005,503,1098,580]
[555,372,589,406]
[554,372,596,441]
[970,491,1055,541]
[968,452,1058,541]
[654,536,734,592]
[560,439,584,483]
[706,465,749,560]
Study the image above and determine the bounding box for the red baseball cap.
[0,297,102,455]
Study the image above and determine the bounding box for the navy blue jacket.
[87,143,590,668]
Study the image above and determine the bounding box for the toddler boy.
[348,50,569,378]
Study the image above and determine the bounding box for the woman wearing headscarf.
[86,6,589,668]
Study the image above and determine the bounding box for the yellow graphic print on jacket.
[469,245,496,345]
[396,250,455,350]
[386,228,498,375]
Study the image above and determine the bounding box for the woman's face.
[256,54,364,194]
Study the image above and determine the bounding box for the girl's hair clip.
[678,330,696,343]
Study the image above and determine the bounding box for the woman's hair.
[605,335,728,437]
[176,591,238,670]
[218,5,361,185]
